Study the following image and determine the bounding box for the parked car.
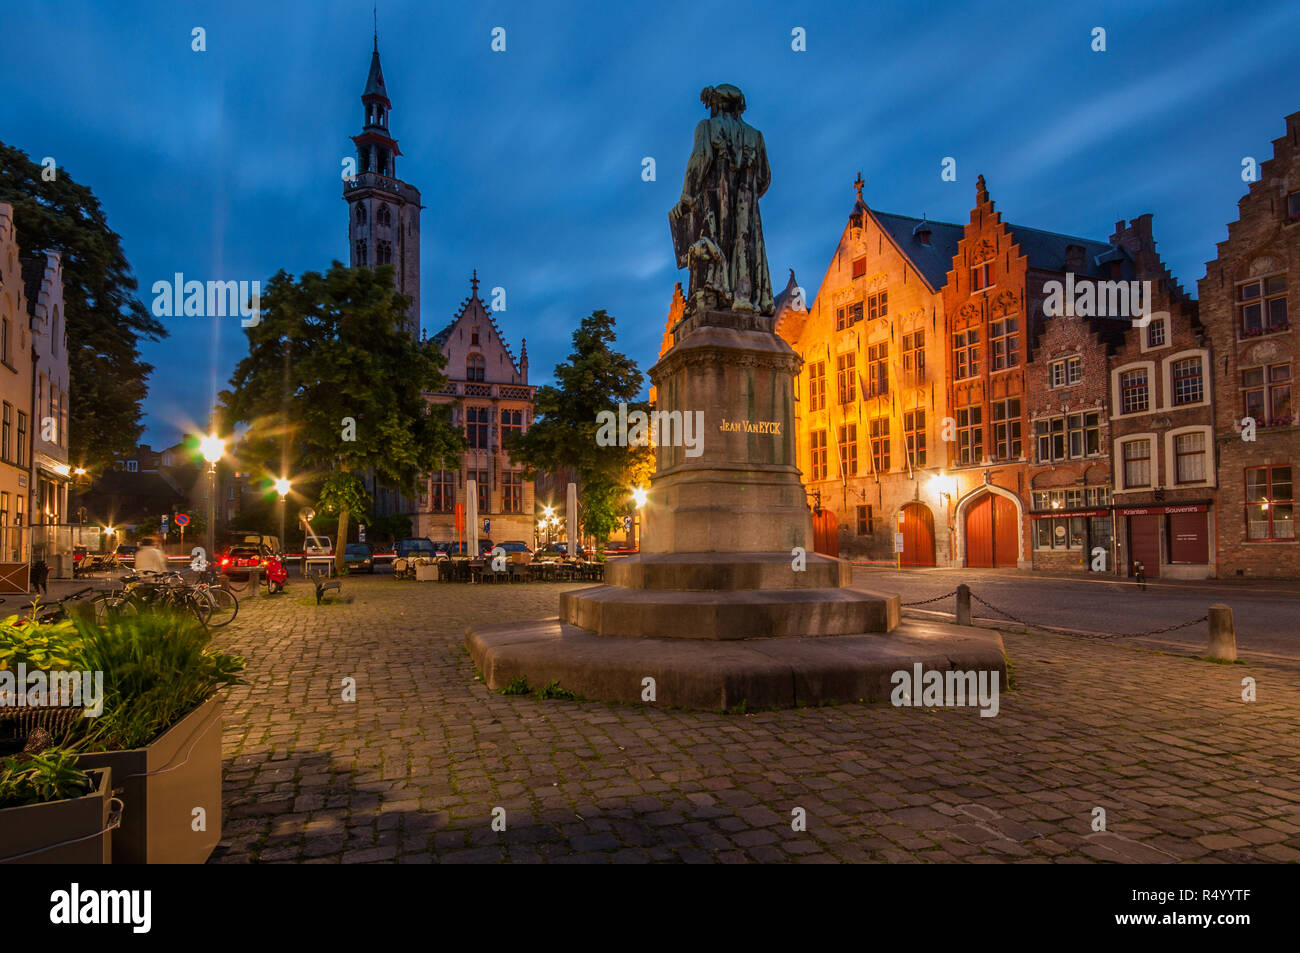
[603,543,638,556]
[226,533,282,557]
[437,539,494,556]
[396,538,436,559]
[536,541,587,559]
[219,544,270,580]
[495,540,533,555]
[304,535,332,556]
[344,543,375,573]
[114,543,138,563]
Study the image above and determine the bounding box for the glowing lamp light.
[200,434,224,464]
[632,486,648,508]
[274,477,292,498]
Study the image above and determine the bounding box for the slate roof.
[869,207,1121,288]
[869,211,966,290]
[363,47,389,102]
[1005,223,1112,278]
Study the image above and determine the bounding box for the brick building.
[417,274,536,545]
[778,176,955,564]
[1105,217,1215,579]
[1024,286,1123,573]
[1201,111,1300,578]
[942,175,1133,569]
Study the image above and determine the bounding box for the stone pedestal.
[467,308,1006,709]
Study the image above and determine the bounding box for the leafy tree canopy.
[219,261,464,570]
[0,142,166,470]
[506,309,653,548]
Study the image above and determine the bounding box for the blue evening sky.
[3,0,1298,448]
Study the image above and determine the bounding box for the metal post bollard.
[248,567,261,598]
[956,583,972,627]
[1207,603,1236,661]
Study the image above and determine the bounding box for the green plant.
[0,747,92,809]
[0,616,84,670]
[536,680,576,701]
[68,610,245,751]
[502,676,530,695]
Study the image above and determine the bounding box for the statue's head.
[700,84,747,116]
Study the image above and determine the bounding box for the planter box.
[415,562,439,581]
[77,693,225,864]
[0,767,113,864]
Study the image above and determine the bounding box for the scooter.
[263,552,289,594]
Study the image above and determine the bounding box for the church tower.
[345,33,422,336]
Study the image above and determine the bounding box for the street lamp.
[631,486,647,551]
[201,434,224,558]
[274,477,291,552]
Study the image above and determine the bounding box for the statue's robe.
[672,114,774,316]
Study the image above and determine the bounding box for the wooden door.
[965,495,993,567]
[1128,514,1161,577]
[965,493,1018,567]
[813,509,839,557]
[993,495,1018,567]
[901,504,936,566]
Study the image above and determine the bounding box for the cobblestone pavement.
[208,576,1300,863]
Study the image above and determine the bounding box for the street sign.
[894,533,905,554]
[174,513,190,527]
[358,524,366,543]
[160,516,169,535]
[483,518,490,534]
[623,515,632,532]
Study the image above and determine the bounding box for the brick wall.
[1201,112,1300,578]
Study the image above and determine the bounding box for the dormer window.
[970,263,992,291]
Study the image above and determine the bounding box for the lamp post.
[631,486,647,551]
[274,477,291,553]
[200,434,224,559]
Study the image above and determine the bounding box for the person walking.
[133,537,168,574]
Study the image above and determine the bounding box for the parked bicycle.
[89,570,238,628]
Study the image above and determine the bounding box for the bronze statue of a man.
[670,84,775,317]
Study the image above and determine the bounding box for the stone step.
[559,584,899,639]
[466,617,1007,712]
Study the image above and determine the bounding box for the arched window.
[377,240,392,265]
[356,205,367,225]
[466,353,486,382]
[377,204,391,228]
[355,240,367,265]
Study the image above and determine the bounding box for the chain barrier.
[902,588,1210,641]
[900,590,958,607]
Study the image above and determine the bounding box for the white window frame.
[1163,425,1215,489]
[1113,432,1160,491]
[1110,360,1157,419]
[1161,348,1211,411]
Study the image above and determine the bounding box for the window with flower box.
[1238,274,1288,335]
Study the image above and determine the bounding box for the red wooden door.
[965,493,1018,567]
[1128,514,1161,577]
[901,504,936,566]
[966,495,993,567]
[993,495,1018,567]
[813,509,839,557]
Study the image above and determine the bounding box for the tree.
[0,143,167,470]
[506,309,653,550]
[220,262,463,573]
